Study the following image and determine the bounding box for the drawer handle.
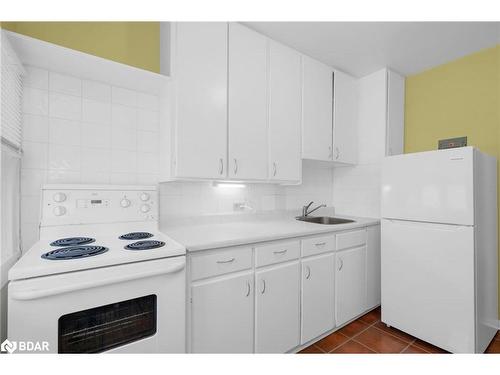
[260,279,266,294]
[216,258,235,264]
[273,249,287,255]
[315,242,326,247]
[338,258,344,271]
[245,281,251,297]
[305,265,311,280]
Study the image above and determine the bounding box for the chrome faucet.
[302,201,327,217]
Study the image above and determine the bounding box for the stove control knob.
[53,206,67,216]
[140,204,151,213]
[53,192,67,203]
[140,193,150,201]
[120,198,131,208]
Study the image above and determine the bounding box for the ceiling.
[244,22,500,77]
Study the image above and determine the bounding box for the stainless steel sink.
[296,216,355,225]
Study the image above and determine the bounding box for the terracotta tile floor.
[298,307,500,354]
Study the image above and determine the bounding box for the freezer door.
[381,219,475,353]
[381,147,474,225]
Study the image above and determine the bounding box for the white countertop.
[161,212,379,252]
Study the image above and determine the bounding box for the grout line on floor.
[371,324,416,346]
[399,342,413,353]
[350,338,379,353]
[325,332,351,353]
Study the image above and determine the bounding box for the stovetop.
[9,229,185,281]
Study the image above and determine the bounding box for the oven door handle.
[10,258,185,301]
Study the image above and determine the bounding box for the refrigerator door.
[381,219,475,353]
[381,147,474,225]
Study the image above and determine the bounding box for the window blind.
[1,31,25,151]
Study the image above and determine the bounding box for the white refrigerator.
[381,146,498,353]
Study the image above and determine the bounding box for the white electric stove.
[8,184,186,354]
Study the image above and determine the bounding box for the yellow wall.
[0,22,160,73]
[405,45,500,315]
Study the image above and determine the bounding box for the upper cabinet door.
[268,41,302,182]
[386,70,405,156]
[302,56,333,161]
[228,23,268,180]
[333,70,358,164]
[174,22,228,179]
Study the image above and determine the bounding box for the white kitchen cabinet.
[255,261,300,353]
[191,271,254,353]
[302,56,333,161]
[301,253,335,344]
[302,56,358,165]
[268,40,302,182]
[366,225,381,309]
[173,22,228,179]
[335,246,367,326]
[333,70,358,164]
[228,23,268,180]
[386,70,405,156]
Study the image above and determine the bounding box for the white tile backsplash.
[49,72,82,96]
[82,80,111,102]
[112,86,137,107]
[81,122,111,149]
[24,66,49,90]
[137,108,159,132]
[49,118,81,146]
[22,141,48,169]
[49,92,82,120]
[48,144,81,171]
[20,65,161,251]
[22,114,49,143]
[22,87,48,115]
[112,104,137,129]
[159,163,334,224]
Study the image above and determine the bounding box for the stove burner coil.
[41,246,108,260]
[118,232,154,241]
[50,237,95,247]
[124,240,165,251]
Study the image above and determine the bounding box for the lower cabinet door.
[301,253,335,344]
[335,246,367,326]
[255,261,300,353]
[191,271,254,353]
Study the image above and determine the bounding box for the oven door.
[8,256,186,353]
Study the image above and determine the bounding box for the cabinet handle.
[273,162,277,177]
[245,281,251,297]
[338,258,343,271]
[335,147,340,160]
[273,249,287,255]
[260,279,266,294]
[219,158,224,175]
[315,242,326,247]
[328,146,333,159]
[234,158,238,175]
[216,257,235,264]
[305,265,311,280]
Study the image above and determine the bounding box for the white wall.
[20,65,161,250]
[160,162,334,223]
[333,69,387,218]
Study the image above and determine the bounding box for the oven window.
[58,294,157,353]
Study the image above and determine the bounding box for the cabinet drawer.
[191,246,253,280]
[336,229,366,251]
[302,234,336,257]
[255,240,300,267]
